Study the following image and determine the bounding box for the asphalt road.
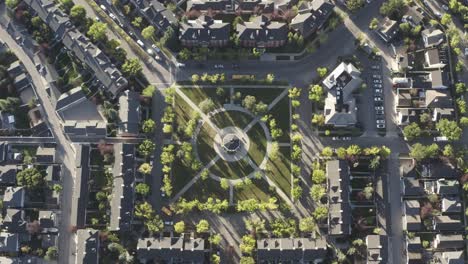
[0,25,77,264]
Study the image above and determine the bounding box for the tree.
[316,67,328,78]
[242,95,257,111]
[6,0,19,9]
[460,117,468,127]
[53,184,62,193]
[17,167,43,189]
[336,147,347,159]
[209,234,222,246]
[199,98,215,113]
[132,17,143,28]
[174,221,185,233]
[309,84,323,102]
[240,235,256,255]
[240,257,255,264]
[191,74,199,83]
[135,183,150,196]
[269,142,280,160]
[146,215,164,233]
[244,218,265,237]
[441,13,452,25]
[142,119,156,134]
[321,147,333,157]
[410,143,439,162]
[310,185,326,202]
[299,217,316,233]
[220,178,229,190]
[380,0,405,17]
[211,254,221,264]
[347,0,364,11]
[312,169,326,184]
[436,119,462,141]
[142,85,156,97]
[122,58,142,78]
[87,22,107,42]
[346,145,361,157]
[369,18,379,30]
[455,83,466,94]
[399,22,411,36]
[288,87,301,99]
[44,246,58,261]
[265,73,275,83]
[70,5,87,25]
[403,122,422,141]
[363,185,374,200]
[135,202,154,219]
[196,219,210,233]
[313,206,328,221]
[138,140,155,157]
[443,145,454,158]
[311,114,325,126]
[141,25,155,40]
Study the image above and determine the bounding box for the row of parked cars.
[371,64,386,129]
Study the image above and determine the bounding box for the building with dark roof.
[131,0,177,33]
[441,197,461,214]
[433,251,465,264]
[406,236,423,264]
[137,235,206,263]
[366,235,387,264]
[403,200,422,231]
[433,215,463,231]
[1,209,26,233]
[0,232,19,253]
[290,0,334,38]
[109,144,136,232]
[256,237,327,263]
[422,28,444,48]
[35,146,56,163]
[76,229,100,264]
[0,165,17,186]
[71,145,90,228]
[180,16,230,47]
[118,91,141,136]
[23,0,128,99]
[403,178,424,197]
[433,234,464,250]
[3,187,25,209]
[327,160,351,236]
[236,15,288,48]
[377,17,399,43]
[424,48,446,69]
[401,6,424,27]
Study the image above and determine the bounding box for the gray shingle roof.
[109,143,136,231]
[0,165,17,185]
[236,15,288,42]
[0,232,19,253]
[257,237,327,262]
[71,145,90,228]
[3,187,25,208]
[180,16,230,43]
[76,229,100,264]
[1,209,26,233]
[55,87,87,112]
[327,160,351,236]
[131,0,177,32]
[137,235,206,263]
[23,0,128,99]
[118,91,141,135]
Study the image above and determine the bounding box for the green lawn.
[266,147,291,196]
[210,110,254,129]
[183,177,229,201]
[234,178,272,202]
[234,88,285,106]
[246,123,267,166]
[172,158,197,195]
[196,123,217,165]
[180,86,229,108]
[174,93,195,130]
[210,157,254,180]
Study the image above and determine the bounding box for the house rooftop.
[76,229,100,264]
[137,235,206,263]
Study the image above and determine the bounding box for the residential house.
[436,179,459,196]
[38,210,57,229]
[401,6,424,27]
[131,0,177,33]
[441,197,461,214]
[71,145,90,228]
[433,251,465,264]
[186,0,232,13]
[406,236,423,264]
[236,15,288,48]
[3,187,25,209]
[118,91,141,137]
[428,69,448,89]
[0,165,17,185]
[1,209,26,233]
[235,0,274,13]
[327,160,351,236]
[7,61,23,77]
[76,229,100,264]
[403,178,424,197]
[24,0,128,99]
[424,49,446,69]
[179,16,230,47]
[109,143,136,232]
[433,234,464,250]
[322,62,362,127]
[137,235,206,263]
[432,108,454,122]
[366,235,387,263]
[433,215,463,231]
[0,232,19,253]
[377,17,399,43]
[63,120,107,137]
[422,28,444,48]
[35,146,56,163]
[397,109,422,125]
[55,87,88,114]
[403,200,422,232]
[290,0,334,38]
[256,237,327,263]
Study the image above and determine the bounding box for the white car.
[214,64,224,69]
[373,79,382,83]
[99,4,107,12]
[375,89,383,94]
[442,4,449,11]
[155,55,161,60]
[164,221,174,226]
[151,44,161,53]
[146,48,154,55]
[376,124,385,129]
[176,62,185,68]
[109,13,117,20]
[374,97,383,102]
[374,84,383,88]
[373,75,381,78]
[376,110,384,115]
[371,65,380,70]
[137,40,145,48]
[376,119,385,124]
[375,106,384,110]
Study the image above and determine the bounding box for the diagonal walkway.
[174,87,221,133]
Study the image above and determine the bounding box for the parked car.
[151,44,161,53]
[376,119,385,124]
[214,64,224,69]
[374,97,383,102]
[99,4,107,12]
[95,16,101,22]
[376,124,385,129]
[376,110,384,115]
[176,62,185,68]
[375,89,383,94]
[146,48,154,55]
[373,79,382,83]
[442,4,448,11]
[109,13,117,20]
[434,136,448,142]
[371,65,380,70]
[373,74,381,78]
[374,84,383,88]
[164,221,174,226]
[137,40,145,48]
[375,106,384,110]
